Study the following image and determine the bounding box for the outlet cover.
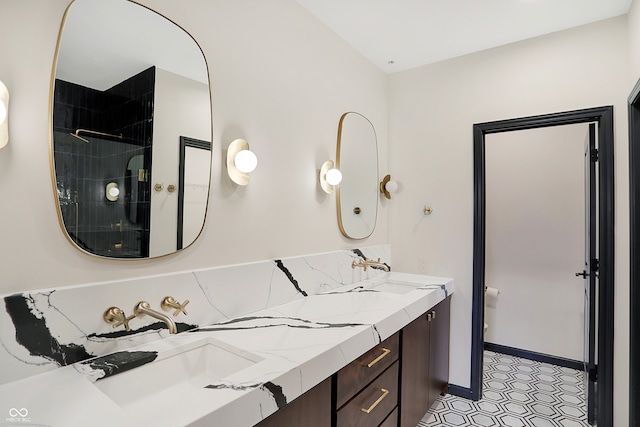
[418,257,428,273]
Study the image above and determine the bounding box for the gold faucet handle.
[103,307,136,331]
[352,260,368,271]
[161,296,189,316]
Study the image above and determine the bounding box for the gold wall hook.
[103,307,136,331]
[423,206,433,215]
[161,296,190,316]
[154,183,164,192]
[167,184,176,193]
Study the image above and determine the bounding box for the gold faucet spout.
[134,301,178,334]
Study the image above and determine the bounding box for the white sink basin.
[373,280,425,294]
[94,337,263,407]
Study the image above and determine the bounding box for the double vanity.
[1,2,452,425]
[0,262,452,427]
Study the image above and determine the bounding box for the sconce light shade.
[320,160,342,194]
[227,139,257,185]
[0,80,8,149]
[234,149,258,174]
[106,182,119,202]
[380,174,398,199]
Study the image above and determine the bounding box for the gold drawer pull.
[363,347,391,368]
[360,388,389,414]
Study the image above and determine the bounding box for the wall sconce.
[380,174,398,199]
[0,80,9,149]
[319,160,342,194]
[106,182,120,202]
[227,138,257,186]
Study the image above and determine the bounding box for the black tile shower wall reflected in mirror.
[50,0,212,259]
[53,67,155,258]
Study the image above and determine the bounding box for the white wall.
[150,68,211,257]
[0,0,389,293]
[388,16,630,424]
[628,0,640,83]
[485,124,587,361]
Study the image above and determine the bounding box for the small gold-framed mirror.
[336,112,379,239]
[50,0,212,259]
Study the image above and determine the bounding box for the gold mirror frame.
[336,112,379,240]
[49,0,213,259]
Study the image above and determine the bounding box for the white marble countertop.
[0,272,453,427]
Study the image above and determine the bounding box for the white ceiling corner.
[296,0,633,73]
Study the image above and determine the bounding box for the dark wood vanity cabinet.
[254,377,332,427]
[252,296,451,427]
[335,333,400,427]
[399,296,451,427]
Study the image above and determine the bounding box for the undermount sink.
[372,280,425,295]
[94,337,263,407]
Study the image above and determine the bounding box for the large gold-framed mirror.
[50,0,212,259]
[336,112,379,239]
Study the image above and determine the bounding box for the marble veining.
[206,381,288,409]
[79,351,158,381]
[196,315,368,332]
[274,260,308,296]
[0,261,453,427]
[87,321,198,339]
[4,293,94,367]
[0,246,389,386]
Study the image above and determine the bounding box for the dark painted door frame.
[628,81,640,427]
[470,106,615,427]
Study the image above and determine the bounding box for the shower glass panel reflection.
[52,131,151,258]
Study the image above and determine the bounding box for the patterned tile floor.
[419,351,590,427]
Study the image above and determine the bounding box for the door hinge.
[592,258,599,273]
[591,148,599,162]
[589,365,598,382]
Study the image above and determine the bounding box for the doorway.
[471,107,615,427]
[628,81,640,427]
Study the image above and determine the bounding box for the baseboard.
[484,342,584,371]
[447,384,477,401]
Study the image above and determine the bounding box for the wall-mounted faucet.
[104,296,190,334]
[352,257,390,272]
[134,301,177,334]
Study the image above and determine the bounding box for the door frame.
[470,106,615,426]
[628,81,640,427]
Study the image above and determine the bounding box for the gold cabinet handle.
[360,388,389,414]
[363,347,391,368]
[427,312,432,322]
[431,310,436,320]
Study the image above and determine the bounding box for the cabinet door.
[254,377,331,427]
[429,297,451,400]
[399,311,431,427]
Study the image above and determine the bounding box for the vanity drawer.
[336,332,399,408]
[336,360,399,427]
[380,407,398,427]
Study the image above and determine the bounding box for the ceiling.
[295,0,633,73]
